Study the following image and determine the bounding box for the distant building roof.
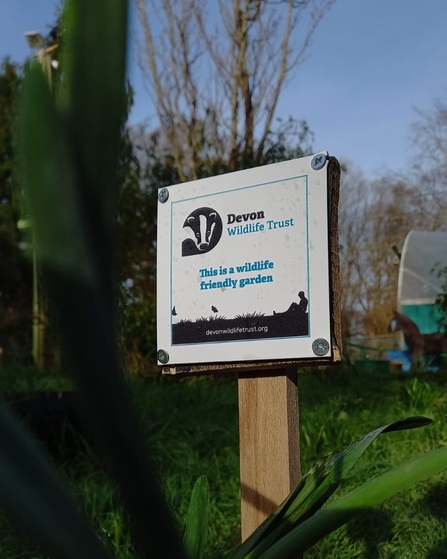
[398,230,447,306]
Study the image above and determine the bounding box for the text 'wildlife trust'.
[199,260,274,290]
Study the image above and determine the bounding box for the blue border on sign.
[169,174,311,346]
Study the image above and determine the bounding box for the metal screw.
[312,338,330,356]
[311,153,327,171]
[157,349,169,364]
[158,188,169,203]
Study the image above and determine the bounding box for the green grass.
[1,365,447,557]
[298,369,447,558]
[0,361,73,392]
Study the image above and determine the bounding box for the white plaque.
[157,153,335,367]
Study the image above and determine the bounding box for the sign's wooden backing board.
[157,154,341,374]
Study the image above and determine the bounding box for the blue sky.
[2,0,446,179]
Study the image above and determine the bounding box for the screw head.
[311,153,327,171]
[312,338,330,356]
[157,349,169,364]
[158,188,169,203]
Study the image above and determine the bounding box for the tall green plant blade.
[184,475,210,559]
[0,400,112,559]
[61,0,128,259]
[233,416,432,559]
[257,446,447,559]
[18,62,93,281]
[18,2,186,557]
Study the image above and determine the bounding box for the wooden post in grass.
[157,153,342,543]
[238,369,300,540]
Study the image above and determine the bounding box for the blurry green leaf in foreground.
[233,416,434,559]
[184,475,210,559]
[258,446,447,559]
[19,62,89,280]
[0,399,112,559]
[17,0,185,557]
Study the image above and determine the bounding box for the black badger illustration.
[182,207,223,256]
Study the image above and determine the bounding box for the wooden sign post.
[156,153,341,541]
[238,369,300,540]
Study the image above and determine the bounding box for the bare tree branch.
[134,0,335,177]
